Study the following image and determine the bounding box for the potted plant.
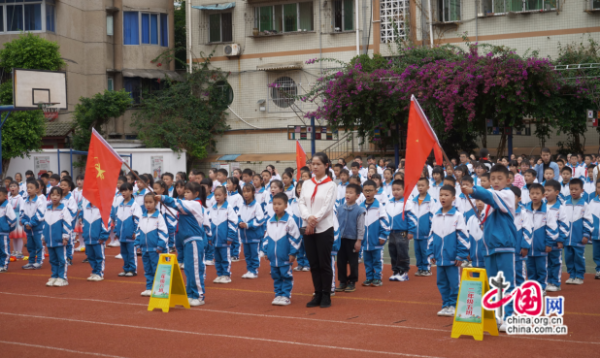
[253,27,259,36]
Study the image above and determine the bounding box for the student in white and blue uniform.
[21,179,46,269]
[114,183,142,277]
[210,186,238,283]
[226,177,243,261]
[466,205,486,269]
[0,187,16,272]
[81,201,109,281]
[509,186,532,287]
[562,178,593,285]
[60,177,78,265]
[330,214,341,295]
[407,178,438,276]
[133,174,152,211]
[386,180,411,281]
[586,192,600,279]
[43,187,72,287]
[201,178,216,265]
[239,185,265,278]
[360,180,391,287]
[135,193,169,297]
[282,171,295,202]
[290,182,310,272]
[456,176,476,223]
[160,182,212,307]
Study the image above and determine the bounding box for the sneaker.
[345,282,356,292]
[371,280,383,287]
[0,267,7,273]
[358,258,363,264]
[423,270,432,277]
[204,260,215,266]
[125,272,136,277]
[278,297,291,306]
[231,256,240,262]
[461,261,470,268]
[445,306,456,317]
[115,254,123,259]
[565,277,575,284]
[66,258,73,266]
[414,270,423,277]
[272,296,282,305]
[109,241,121,247]
[221,276,232,283]
[189,298,205,307]
[141,290,152,297]
[437,307,449,316]
[246,272,258,279]
[330,291,335,297]
[15,253,24,259]
[546,283,561,292]
[389,273,400,281]
[335,283,347,292]
[596,271,600,279]
[213,276,224,284]
[241,272,250,279]
[397,273,409,282]
[362,279,372,286]
[180,263,184,269]
[54,278,69,287]
[293,266,302,272]
[46,278,57,286]
[118,272,127,277]
[82,258,89,263]
[88,274,104,282]
[302,266,310,272]
[573,278,584,285]
[32,263,42,270]
[499,320,508,332]
[87,274,97,281]
[22,263,34,270]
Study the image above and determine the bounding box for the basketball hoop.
[38,102,60,122]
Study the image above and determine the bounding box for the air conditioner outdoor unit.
[224,43,240,56]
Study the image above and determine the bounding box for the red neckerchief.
[480,205,492,225]
[311,176,332,203]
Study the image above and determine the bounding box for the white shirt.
[298,176,337,234]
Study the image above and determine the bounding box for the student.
[457,177,477,223]
[252,174,267,212]
[114,183,142,277]
[587,180,600,279]
[215,169,228,189]
[261,170,273,194]
[454,165,468,193]
[408,177,437,277]
[290,182,310,272]
[209,186,237,283]
[200,179,215,266]
[559,167,572,203]
[350,162,366,185]
[386,180,411,282]
[47,174,60,196]
[585,165,596,201]
[208,169,217,192]
[59,178,78,266]
[336,169,350,208]
[226,177,243,262]
[81,200,109,281]
[372,174,389,207]
[360,180,390,287]
[382,169,394,198]
[463,164,519,330]
[154,180,177,253]
[43,187,72,286]
[466,200,486,269]
[71,175,85,251]
[335,184,366,292]
[541,180,567,292]
[8,182,25,259]
[282,171,295,202]
[264,180,287,222]
[159,182,212,307]
[162,172,175,197]
[510,186,531,287]
[0,187,16,272]
[172,180,188,265]
[563,178,592,285]
[134,175,151,210]
[429,167,445,201]
[21,180,46,269]
[479,173,491,190]
[262,193,301,306]
[427,185,469,317]
[241,169,254,190]
[521,169,537,207]
[238,185,265,279]
[509,161,525,189]
[568,154,586,181]
[330,211,341,296]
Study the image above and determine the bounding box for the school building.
[188,0,600,172]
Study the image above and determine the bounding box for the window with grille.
[480,0,508,14]
[256,2,313,33]
[380,0,408,43]
[124,11,169,46]
[270,76,298,109]
[437,0,461,22]
[593,0,600,9]
[0,0,56,32]
[333,0,354,31]
[209,12,233,43]
[505,0,557,11]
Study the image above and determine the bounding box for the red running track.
[1,246,599,358]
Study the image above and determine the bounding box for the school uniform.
[61,192,78,263]
[227,190,243,259]
[18,182,26,197]
[134,188,150,211]
[43,204,72,280]
[569,164,586,181]
[168,185,174,197]
[407,193,437,272]
[20,195,46,267]
[203,193,216,263]
[428,181,444,202]
[466,213,486,269]
[330,215,341,294]
[114,198,143,274]
[563,197,593,281]
[283,184,295,202]
[159,202,178,250]
[134,210,169,290]
[523,202,560,291]
[261,213,301,299]
[238,199,265,276]
[336,181,349,208]
[521,184,532,207]
[426,207,469,309]
[382,181,393,199]
[81,203,109,277]
[289,198,309,270]
[109,190,122,244]
[8,194,25,244]
[255,187,267,213]
[545,201,569,289]
[559,182,571,204]
[162,196,212,300]
[456,193,476,223]
[583,178,595,203]
[375,187,389,208]
[358,167,368,180]
[387,197,411,277]
[360,199,391,282]
[586,196,600,274]
[0,200,16,270]
[513,206,533,286]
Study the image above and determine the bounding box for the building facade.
[189,0,600,169]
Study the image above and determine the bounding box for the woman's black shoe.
[306,292,322,308]
[320,292,332,308]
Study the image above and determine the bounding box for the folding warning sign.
[148,254,190,313]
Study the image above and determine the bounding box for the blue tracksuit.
[262,213,301,298]
[61,192,78,262]
[43,203,72,279]
[426,207,469,308]
[289,198,309,269]
[361,199,391,281]
[160,202,178,249]
[134,210,169,290]
[513,206,533,286]
[238,199,265,275]
[227,191,243,258]
[407,193,437,272]
[209,201,238,277]
[81,203,109,277]
[544,201,569,288]
[563,197,593,280]
[134,188,150,212]
[466,214,486,268]
[330,215,341,294]
[470,186,517,318]
[0,200,17,269]
[162,196,212,300]
[114,198,142,274]
[587,196,600,272]
[20,195,46,265]
[456,193,476,223]
[203,193,216,262]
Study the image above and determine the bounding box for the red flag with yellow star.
[82,128,124,227]
[403,95,443,217]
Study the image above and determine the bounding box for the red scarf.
[481,205,492,225]
[311,176,332,203]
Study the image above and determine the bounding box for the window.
[506,0,556,11]
[211,81,234,109]
[333,0,354,31]
[256,2,313,33]
[0,0,55,32]
[46,0,54,32]
[209,12,232,43]
[123,11,169,46]
[593,0,600,10]
[437,0,461,22]
[107,14,114,36]
[480,0,507,14]
[270,76,297,109]
[107,77,114,91]
[124,77,163,104]
[380,0,408,43]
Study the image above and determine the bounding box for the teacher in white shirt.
[299,152,337,308]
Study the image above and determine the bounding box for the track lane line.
[0,340,130,358]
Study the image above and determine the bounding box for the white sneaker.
[204,260,215,266]
[272,296,282,305]
[302,266,310,272]
[46,278,57,287]
[397,273,409,282]
[246,272,258,279]
[115,253,123,259]
[221,276,232,283]
[0,267,7,273]
[141,290,152,297]
[180,263,184,269]
[437,307,449,316]
[565,277,575,284]
[54,278,69,287]
[241,272,250,279]
[87,274,96,281]
[90,275,104,282]
[499,321,508,332]
[573,278,584,285]
[595,271,600,279]
[389,274,399,281]
[293,266,302,272]
[213,276,223,283]
[277,297,291,306]
[445,306,456,317]
[546,283,561,292]
[108,241,120,247]
[189,298,205,307]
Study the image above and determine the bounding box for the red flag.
[296,140,307,180]
[82,128,124,228]
[403,96,444,216]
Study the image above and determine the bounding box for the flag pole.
[122,161,176,217]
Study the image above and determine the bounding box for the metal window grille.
[380,0,408,43]
[480,0,507,14]
[437,0,461,22]
[268,75,300,111]
[593,0,600,10]
[209,12,233,43]
[333,0,354,32]
[505,0,557,11]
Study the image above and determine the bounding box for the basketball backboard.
[12,68,67,110]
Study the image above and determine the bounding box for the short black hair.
[455,165,469,174]
[354,156,362,160]
[392,179,404,187]
[216,168,228,177]
[432,166,445,178]
[480,173,490,180]
[371,173,381,182]
[541,147,551,154]
[529,183,544,194]
[25,170,34,176]
[561,166,572,174]
[49,186,63,197]
[443,176,456,185]
[544,167,555,173]
[509,185,521,198]
[351,162,360,168]
[162,172,174,180]
[0,187,7,195]
[461,176,474,184]
[440,184,456,196]
[120,183,134,192]
[363,180,376,190]
[272,192,289,204]
[524,169,537,177]
[346,183,362,195]
[41,173,49,179]
[490,164,509,177]
[509,160,519,167]
[544,179,560,192]
[333,163,343,170]
[49,174,60,182]
[418,177,430,185]
[569,178,583,189]
[118,175,127,183]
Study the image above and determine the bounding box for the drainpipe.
[114,0,124,136]
[187,0,192,73]
[356,0,360,55]
[427,0,434,47]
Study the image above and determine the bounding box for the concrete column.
[114,0,125,136]
[169,0,175,71]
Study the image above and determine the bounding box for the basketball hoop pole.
[0,105,14,178]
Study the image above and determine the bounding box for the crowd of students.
[1,148,599,332]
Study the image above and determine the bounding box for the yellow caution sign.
[451,268,498,340]
[148,254,189,313]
